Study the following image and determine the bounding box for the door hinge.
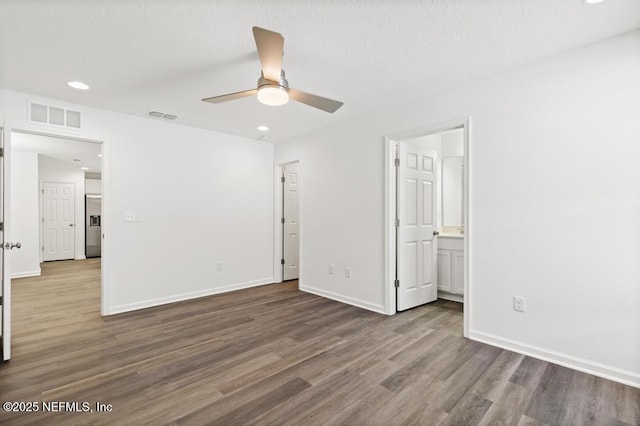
[281,176,285,183]
[394,279,399,288]
[281,217,285,224]
[0,295,3,305]
[394,218,399,227]
[394,158,399,167]
[0,148,3,157]
[281,258,285,265]
[0,222,3,232]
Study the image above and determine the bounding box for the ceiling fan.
[202,27,343,113]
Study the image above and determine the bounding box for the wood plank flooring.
[0,259,638,425]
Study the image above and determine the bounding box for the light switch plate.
[124,212,140,222]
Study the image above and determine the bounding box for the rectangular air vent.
[31,103,48,123]
[149,110,179,120]
[29,102,82,129]
[49,107,65,125]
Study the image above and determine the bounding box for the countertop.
[438,227,464,238]
[439,233,464,239]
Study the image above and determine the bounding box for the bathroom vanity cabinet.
[437,236,464,302]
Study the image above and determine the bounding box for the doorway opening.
[275,161,300,288]
[385,118,470,337]
[8,129,106,356]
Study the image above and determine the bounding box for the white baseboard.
[11,269,41,279]
[106,277,274,315]
[438,291,463,303]
[470,330,640,389]
[75,255,86,260]
[300,285,387,315]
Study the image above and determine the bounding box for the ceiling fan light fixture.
[257,85,289,106]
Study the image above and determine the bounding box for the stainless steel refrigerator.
[85,194,102,258]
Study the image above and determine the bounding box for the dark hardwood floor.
[0,259,638,425]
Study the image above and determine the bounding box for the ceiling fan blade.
[202,89,257,104]
[252,26,284,82]
[289,88,344,113]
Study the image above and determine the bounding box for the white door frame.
[273,160,300,283]
[10,129,110,316]
[1,125,12,360]
[385,117,471,338]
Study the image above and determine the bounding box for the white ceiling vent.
[29,102,82,129]
[149,111,178,120]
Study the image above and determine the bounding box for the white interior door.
[43,182,75,261]
[283,163,299,281]
[397,141,438,311]
[1,127,13,360]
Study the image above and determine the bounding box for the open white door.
[282,163,299,281]
[1,127,16,361]
[43,182,75,261]
[396,141,438,311]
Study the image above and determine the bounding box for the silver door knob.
[3,242,22,250]
[433,231,440,236]
[70,224,74,227]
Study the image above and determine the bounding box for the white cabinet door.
[437,250,452,292]
[452,251,465,294]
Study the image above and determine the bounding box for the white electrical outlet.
[216,262,222,271]
[329,264,335,274]
[513,296,526,312]
[345,267,352,278]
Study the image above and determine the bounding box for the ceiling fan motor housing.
[258,69,289,91]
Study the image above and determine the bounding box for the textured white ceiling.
[1,0,639,143]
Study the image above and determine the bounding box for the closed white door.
[397,142,438,311]
[43,182,75,261]
[283,163,299,281]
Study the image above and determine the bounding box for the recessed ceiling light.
[81,167,89,171]
[97,154,103,158]
[583,0,606,4]
[67,81,90,90]
[257,125,269,131]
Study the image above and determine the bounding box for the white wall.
[39,155,86,261]
[276,31,640,386]
[441,129,464,157]
[9,151,40,278]
[85,178,101,194]
[0,89,274,315]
